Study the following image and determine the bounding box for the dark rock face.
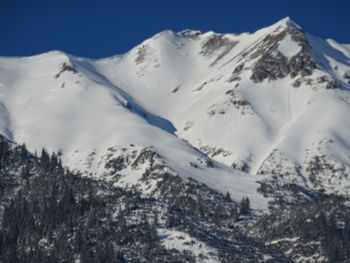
[54,62,79,78]
[230,99,249,107]
[251,52,289,82]
[343,72,350,84]
[314,75,341,89]
[250,28,316,83]
[105,155,127,173]
[200,34,238,66]
[292,79,301,87]
[232,161,250,172]
[288,53,316,78]
[325,79,341,89]
[227,63,245,82]
[291,75,342,89]
[135,44,149,65]
[180,29,202,39]
[201,34,231,55]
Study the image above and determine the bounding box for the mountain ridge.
[1,17,350,262]
[0,17,350,209]
[4,17,346,60]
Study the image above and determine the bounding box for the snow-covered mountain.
[1,17,350,208]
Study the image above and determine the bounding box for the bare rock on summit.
[250,27,316,82]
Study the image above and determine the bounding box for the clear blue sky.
[1,0,349,58]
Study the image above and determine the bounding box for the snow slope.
[0,50,266,209]
[1,17,350,207]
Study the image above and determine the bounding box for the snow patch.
[278,35,302,58]
[158,228,220,263]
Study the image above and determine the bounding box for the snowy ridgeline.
[0,17,350,210]
[1,17,350,262]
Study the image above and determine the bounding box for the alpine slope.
[1,17,350,209]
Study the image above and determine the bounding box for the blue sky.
[1,0,349,58]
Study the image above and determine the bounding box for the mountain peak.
[179,29,203,38]
[275,16,301,30]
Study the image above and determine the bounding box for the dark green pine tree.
[225,191,232,202]
[239,197,251,215]
[40,148,51,170]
